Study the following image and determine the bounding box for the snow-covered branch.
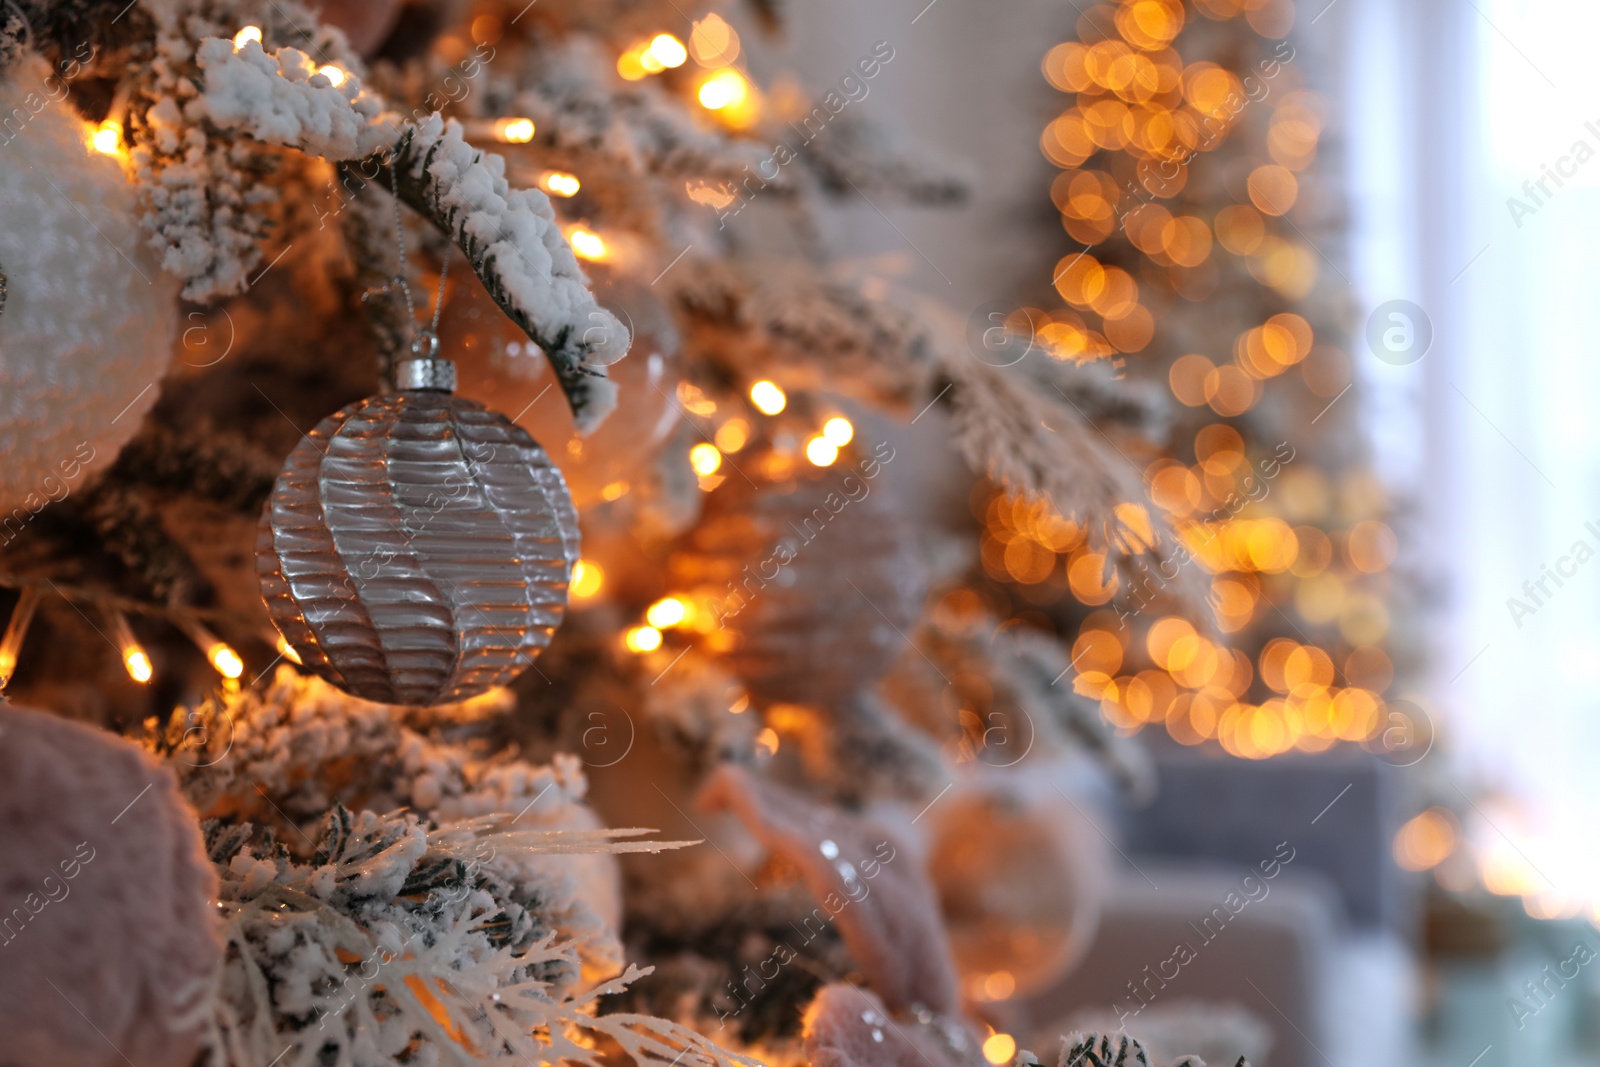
[189,37,628,428]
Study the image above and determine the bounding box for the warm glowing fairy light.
[211,643,245,678]
[91,120,122,156]
[749,380,786,415]
[982,971,1016,1000]
[494,117,535,142]
[755,727,780,755]
[982,1034,1017,1065]
[540,171,581,197]
[646,597,687,629]
[689,14,740,67]
[698,69,748,111]
[107,610,152,684]
[714,418,750,453]
[233,25,262,48]
[179,619,244,679]
[0,587,41,688]
[646,34,688,69]
[822,416,854,446]
[572,560,604,598]
[568,229,606,260]
[805,436,838,467]
[689,442,723,475]
[624,625,663,653]
[316,64,348,87]
[275,634,303,665]
[1394,808,1459,872]
[617,49,648,81]
[125,648,154,683]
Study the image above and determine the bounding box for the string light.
[714,418,750,453]
[646,597,687,628]
[274,633,303,665]
[1395,808,1459,872]
[821,416,854,446]
[233,25,262,48]
[572,560,604,598]
[804,436,838,467]
[617,49,649,81]
[646,34,688,69]
[749,380,786,415]
[568,228,606,260]
[107,609,153,684]
[689,14,741,67]
[624,625,662,653]
[698,69,749,111]
[982,971,1016,1000]
[689,442,723,475]
[0,588,42,688]
[176,618,243,679]
[539,171,581,197]
[493,117,535,143]
[316,64,348,88]
[983,1034,1017,1065]
[125,649,154,683]
[677,381,719,415]
[90,119,122,156]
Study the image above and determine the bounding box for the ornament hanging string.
[362,162,451,370]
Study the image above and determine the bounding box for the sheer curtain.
[1337,0,1600,910]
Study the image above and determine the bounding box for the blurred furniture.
[1022,864,1340,1067]
[1119,745,1414,931]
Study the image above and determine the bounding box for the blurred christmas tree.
[972,0,1415,762]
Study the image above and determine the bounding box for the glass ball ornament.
[257,377,580,706]
[672,452,927,709]
[926,784,1109,1000]
[437,265,682,506]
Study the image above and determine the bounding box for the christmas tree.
[0,1,1374,1065]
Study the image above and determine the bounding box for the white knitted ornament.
[0,62,177,515]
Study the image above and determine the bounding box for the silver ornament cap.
[394,334,458,391]
[393,356,458,392]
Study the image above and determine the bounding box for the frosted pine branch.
[1043,1031,1251,1067]
[376,117,628,430]
[206,809,758,1067]
[190,37,628,428]
[503,38,773,186]
[796,113,971,206]
[193,38,399,158]
[672,263,1205,616]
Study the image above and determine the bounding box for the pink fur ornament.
[0,705,221,1067]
